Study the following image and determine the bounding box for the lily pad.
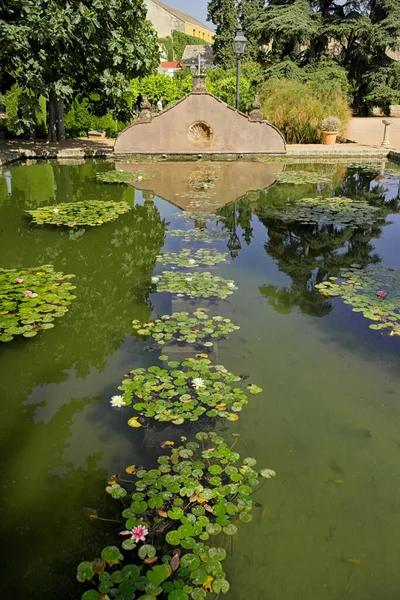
[157,249,229,268]
[132,311,240,347]
[0,265,76,342]
[315,265,400,336]
[153,271,237,300]
[96,170,154,184]
[118,357,261,424]
[276,170,333,185]
[27,200,130,227]
[168,228,230,244]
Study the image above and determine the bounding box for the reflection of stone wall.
[114,93,286,155]
[114,161,284,211]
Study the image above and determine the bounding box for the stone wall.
[114,93,286,155]
[144,0,184,37]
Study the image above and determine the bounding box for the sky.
[164,0,211,27]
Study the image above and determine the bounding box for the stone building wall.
[144,0,184,37]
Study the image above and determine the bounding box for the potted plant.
[322,116,341,145]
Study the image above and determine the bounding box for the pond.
[1,157,400,600]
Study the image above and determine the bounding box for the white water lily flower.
[53,208,59,214]
[227,282,236,288]
[185,277,193,282]
[138,176,143,181]
[192,377,206,390]
[212,316,224,321]
[188,259,196,265]
[110,395,124,408]
[151,276,160,283]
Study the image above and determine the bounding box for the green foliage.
[156,249,229,268]
[0,0,160,137]
[207,0,238,68]
[152,271,237,300]
[132,309,240,347]
[128,74,192,108]
[27,201,130,228]
[160,31,211,62]
[4,86,47,137]
[64,99,126,138]
[0,265,76,342]
[208,76,253,113]
[315,266,400,336]
[259,78,352,143]
[276,171,333,185]
[119,358,261,424]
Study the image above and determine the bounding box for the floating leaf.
[154,271,238,300]
[157,249,229,268]
[96,170,154,185]
[27,200,130,228]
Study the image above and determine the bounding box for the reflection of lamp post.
[233,26,248,110]
[227,202,242,259]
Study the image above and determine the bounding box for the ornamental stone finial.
[138,94,152,121]
[249,95,263,121]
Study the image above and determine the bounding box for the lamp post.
[227,202,242,259]
[233,26,248,110]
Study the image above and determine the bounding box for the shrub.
[207,76,253,113]
[64,99,126,138]
[259,78,352,143]
[321,116,341,132]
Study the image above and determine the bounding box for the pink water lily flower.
[15,278,24,284]
[377,290,387,298]
[24,290,38,298]
[131,525,148,543]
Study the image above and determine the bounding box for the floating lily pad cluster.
[276,171,333,185]
[132,310,240,347]
[118,357,262,425]
[0,265,76,342]
[315,265,400,336]
[347,162,382,174]
[96,170,154,184]
[174,212,217,222]
[78,432,275,600]
[257,196,380,227]
[27,200,130,227]
[152,272,237,299]
[168,229,229,243]
[157,249,229,268]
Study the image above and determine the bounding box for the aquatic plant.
[168,229,229,244]
[347,162,382,174]
[157,249,229,268]
[0,265,76,342]
[118,357,262,425]
[174,212,217,222]
[132,310,240,347]
[153,272,237,300]
[27,200,130,227]
[315,265,400,336]
[96,170,155,184]
[77,433,275,599]
[256,196,380,227]
[276,171,333,185]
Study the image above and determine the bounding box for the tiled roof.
[160,61,181,68]
[150,0,214,33]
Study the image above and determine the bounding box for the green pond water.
[1,159,400,600]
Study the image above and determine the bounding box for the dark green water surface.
[1,159,400,600]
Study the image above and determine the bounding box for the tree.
[0,0,160,140]
[208,0,238,68]
[251,0,400,114]
[238,0,266,61]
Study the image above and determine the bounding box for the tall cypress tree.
[207,0,238,68]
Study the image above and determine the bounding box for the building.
[181,45,214,70]
[158,60,181,77]
[144,0,214,42]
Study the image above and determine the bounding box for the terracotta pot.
[323,131,338,145]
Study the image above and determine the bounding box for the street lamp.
[227,202,242,259]
[233,26,247,110]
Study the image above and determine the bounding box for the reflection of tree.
[256,171,400,317]
[218,196,255,248]
[0,161,167,384]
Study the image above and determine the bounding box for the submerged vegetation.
[0,265,76,342]
[276,171,333,185]
[27,200,130,227]
[96,170,155,185]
